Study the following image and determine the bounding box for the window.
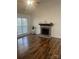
[17,17,28,35]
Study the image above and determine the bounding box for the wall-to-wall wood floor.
[17,35,61,59]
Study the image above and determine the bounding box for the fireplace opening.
[41,28,49,35]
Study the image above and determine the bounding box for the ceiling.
[17,0,41,14]
[17,0,60,14]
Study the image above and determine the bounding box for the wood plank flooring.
[17,35,61,59]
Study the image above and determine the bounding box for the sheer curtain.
[17,17,28,35]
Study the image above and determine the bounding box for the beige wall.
[31,0,61,38]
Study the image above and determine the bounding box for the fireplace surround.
[39,23,53,38]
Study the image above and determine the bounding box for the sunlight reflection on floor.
[18,37,29,55]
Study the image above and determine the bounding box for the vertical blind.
[17,17,28,35]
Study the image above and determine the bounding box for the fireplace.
[39,23,53,38]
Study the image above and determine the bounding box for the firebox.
[41,28,50,35]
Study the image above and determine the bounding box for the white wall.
[32,0,61,38]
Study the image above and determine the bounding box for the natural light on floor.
[18,37,29,54]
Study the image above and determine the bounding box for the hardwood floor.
[17,35,61,59]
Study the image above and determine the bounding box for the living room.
[17,0,61,59]
[1,0,79,59]
[17,0,61,38]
